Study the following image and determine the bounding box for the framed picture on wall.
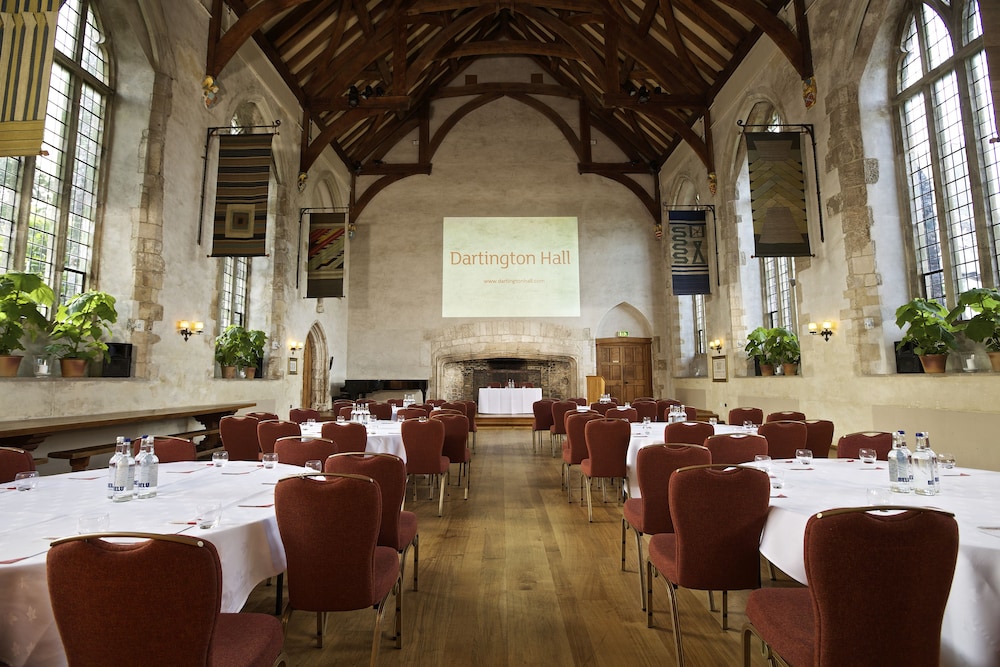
[288,358,298,375]
[712,356,727,382]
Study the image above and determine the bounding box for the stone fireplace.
[442,357,575,400]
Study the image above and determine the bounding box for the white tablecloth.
[299,421,406,462]
[477,387,542,414]
[0,461,302,667]
[758,458,1000,667]
[625,423,744,498]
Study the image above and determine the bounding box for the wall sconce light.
[347,220,356,239]
[709,339,723,352]
[809,321,834,341]
[289,341,303,355]
[177,320,204,341]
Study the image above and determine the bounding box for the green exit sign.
[616,330,629,337]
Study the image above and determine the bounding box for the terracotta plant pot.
[222,365,237,379]
[918,354,948,374]
[760,364,775,376]
[989,352,1000,372]
[60,358,88,378]
[0,355,23,377]
[243,366,257,379]
[781,363,798,376]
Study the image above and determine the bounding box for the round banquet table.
[299,419,406,462]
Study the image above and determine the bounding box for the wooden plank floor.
[242,426,793,665]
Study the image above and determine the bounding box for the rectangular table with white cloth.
[299,420,406,462]
[0,460,303,667]
[758,457,1000,667]
[477,387,542,414]
[625,422,745,498]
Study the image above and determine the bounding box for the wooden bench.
[49,428,221,472]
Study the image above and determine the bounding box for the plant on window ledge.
[895,298,957,373]
[949,287,1000,371]
[0,272,55,376]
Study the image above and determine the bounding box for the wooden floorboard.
[242,427,795,665]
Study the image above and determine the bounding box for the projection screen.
[442,216,580,318]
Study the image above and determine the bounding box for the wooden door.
[595,338,652,403]
[302,333,315,409]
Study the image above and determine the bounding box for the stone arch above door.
[596,302,652,339]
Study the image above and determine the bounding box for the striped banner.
[668,210,710,295]
[0,0,60,157]
[307,211,347,298]
[211,133,274,257]
[746,132,811,257]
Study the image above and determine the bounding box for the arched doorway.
[303,324,329,410]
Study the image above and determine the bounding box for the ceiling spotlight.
[362,85,373,99]
[637,86,650,103]
[348,85,360,108]
[624,82,636,96]
[374,86,385,97]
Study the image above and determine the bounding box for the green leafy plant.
[949,287,1000,352]
[45,290,118,361]
[244,329,267,368]
[0,272,54,356]
[215,325,267,368]
[895,297,957,356]
[745,326,774,365]
[745,326,799,365]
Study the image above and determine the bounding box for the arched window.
[894,0,998,304]
[0,0,112,302]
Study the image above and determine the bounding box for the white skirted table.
[477,387,542,414]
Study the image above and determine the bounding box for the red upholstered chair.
[634,396,655,402]
[220,414,261,461]
[622,444,712,610]
[837,431,893,460]
[757,420,809,460]
[487,382,502,388]
[632,400,659,423]
[519,382,534,388]
[568,397,587,406]
[766,410,806,422]
[460,400,478,452]
[580,417,632,522]
[130,436,197,463]
[411,404,435,416]
[0,446,35,483]
[684,406,698,421]
[425,399,447,407]
[288,407,321,424]
[246,411,279,422]
[47,532,287,667]
[655,399,681,422]
[609,406,638,423]
[440,401,466,414]
[646,464,770,664]
[804,419,835,458]
[400,418,449,516]
[664,421,714,445]
[531,399,556,453]
[368,402,392,421]
[321,420,368,453]
[326,453,419,591]
[337,405,355,420]
[703,433,768,465]
[728,407,764,426]
[743,506,959,667]
[397,407,428,421]
[431,413,471,499]
[562,411,602,503]
[432,408,465,416]
[384,398,404,407]
[274,473,401,657]
[332,399,354,413]
[589,402,616,415]
[257,420,301,456]
[274,436,337,467]
[549,400,578,457]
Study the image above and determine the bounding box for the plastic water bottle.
[112,438,135,502]
[107,436,126,499]
[136,435,159,499]
[887,430,912,493]
[912,431,939,495]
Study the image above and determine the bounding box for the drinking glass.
[14,471,38,491]
[262,453,278,469]
[708,417,718,426]
[336,415,346,423]
[867,488,891,506]
[743,420,754,432]
[938,453,956,470]
[753,454,771,473]
[77,512,110,534]
[212,451,229,467]
[196,501,222,529]
[305,460,323,473]
[769,470,785,490]
[859,448,877,466]
[795,449,813,466]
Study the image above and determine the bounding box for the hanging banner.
[668,210,710,295]
[0,0,60,157]
[307,211,347,298]
[210,133,273,257]
[746,132,811,257]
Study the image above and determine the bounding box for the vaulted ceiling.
[205,0,813,220]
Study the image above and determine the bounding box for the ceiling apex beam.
[205,0,312,78]
[713,0,813,78]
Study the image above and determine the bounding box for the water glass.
[769,470,785,490]
[858,448,877,466]
[14,471,38,491]
[743,420,755,432]
[753,454,771,473]
[262,453,278,469]
[77,512,110,534]
[336,415,346,423]
[938,452,956,469]
[795,449,813,466]
[708,417,718,426]
[867,487,891,506]
[196,501,222,529]
[305,459,323,473]
[212,451,229,467]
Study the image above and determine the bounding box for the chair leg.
[665,580,685,667]
[412,534,419,591]
[722,589,729,630]
[635,529,646,611]
[708,590,716,612]
[585,475,594,522]
[275,572,284,616]
[394,577,402,649]
[646,559,655,627]
[437,473,446,516]
[464,460,470,500]
[316,610,325,648]
[621,518,628,570]
[371,594,388,667]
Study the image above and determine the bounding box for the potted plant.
[0,272,55,376]
[895,297,957,373]
[949,287,1000,371]
[215,325,248,378]
[242,329,267,379]
[768,326,801,376]
[44,290,118,377]
[745,326,777,376]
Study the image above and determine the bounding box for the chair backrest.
[684,406,698,421]
[668,464,770,591]
[400,418,446,474]
[461,400,478,432]
[609,406,638,422]
[438,401,464,414]
[664,421,714,445]
[320,420,368,453]
[274,436,337,466]
[275,473,386,611]
[728,407,764,426]
[519,382,534,388]
[368,402,392,420]
[655,399,681,421]
[550,401,578,435]
[219,415,261,461]
[589,402,616,415]
[411,404,436,415]
[532,399,556,431]
[582,417,632,477]
[633,396,655,402]
[757,420,809,459]
[635,444,712,534]
[632,400,658,422]
[568,397,587,406]
[332,399,354,412]
[385,398,404,407]
[433,408,465,416]
[325,453,406,550]
[488,382,502,388]
[836,431,893,460]
[426,399,447,407]
[257,419,301,455]
[766,410,806,422]
[246,411,279,422]
[0,446,35,483]
[804,506,958,666]
[337,405,355,419]
[703,433,768,465]
[804,419,835,458]
[563,412,602,465]
[47,533,224,665]
[397,407,428,420]
[288,407,321,424]
[130,436,197,463]
[431,413,469,463]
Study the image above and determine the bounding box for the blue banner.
[668,210,710,295]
